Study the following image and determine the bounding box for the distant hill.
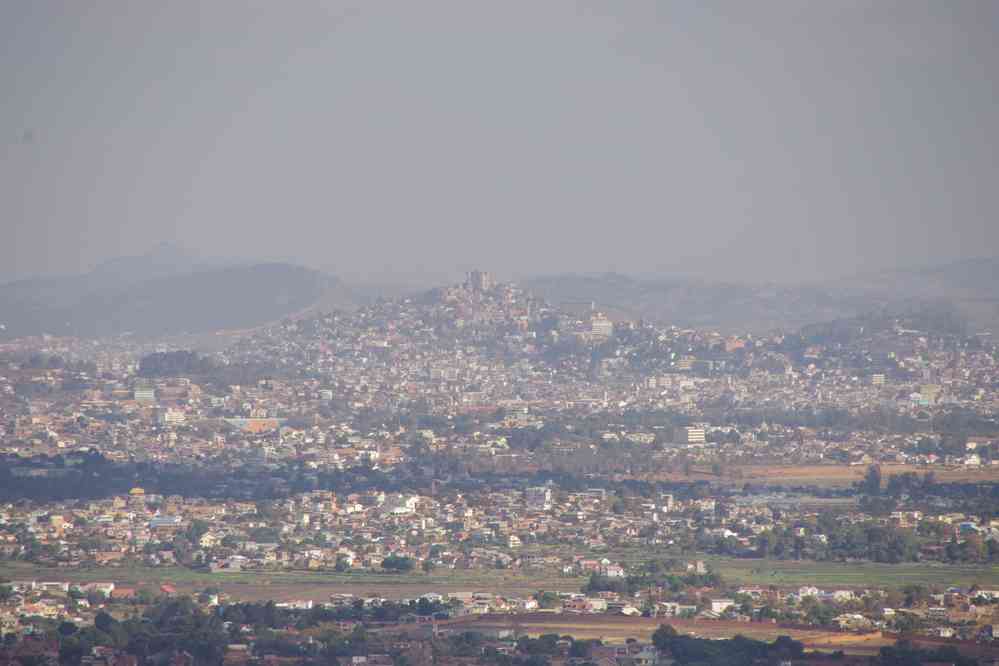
[911,256,999,294]
[86,240,212,285]
[0,261,354,339]
[4,248,995,339]
[837,257,999,334]
[524,273,884,333]
[526,258,999,334]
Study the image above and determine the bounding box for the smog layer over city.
[2,3,999,666]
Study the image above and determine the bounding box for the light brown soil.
[448,613,893,652]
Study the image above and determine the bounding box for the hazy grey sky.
[3,1,998,284]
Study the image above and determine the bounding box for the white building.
[684,426,706,444]
[525,486,553,511]
[710,599,736,614]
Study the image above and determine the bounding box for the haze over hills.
[85,240,219,285]
[524,273,882,333]
[525,257,999,335]
[2,240,996,340]
[0,244,357,339]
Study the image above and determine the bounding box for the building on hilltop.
[466,270,494,292]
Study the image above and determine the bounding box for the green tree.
[185,519,210,544]
[381,555,415,572]
[652,623,678,652]
[535,591,561,609]
[862,465,882,495]
[94,611,115,633]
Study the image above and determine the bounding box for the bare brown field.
[632,463,999,488]
[450,613,892,653]
[733,463,999,487]
[894,635,999,660]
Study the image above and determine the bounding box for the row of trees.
[13,594,455,665]
[583,562,723,598]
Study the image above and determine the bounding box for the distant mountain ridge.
[523,273,881,332]
[3,249,996,339]
[0,244,356,338]
[526,257,999,334]
[87,240,212,283]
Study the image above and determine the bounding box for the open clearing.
[554,547,999,591]
[633,463,999,488]
[450,613,892,653]
[0,562,583,602]
[728,463,999,488]
[5,554,997,602]
[629,552,999,590]
[706,556,999,590]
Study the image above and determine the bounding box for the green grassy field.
[523,545,999,591]
[3,553,993,602]
[706,556,999,590]
[0,561,583,601]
